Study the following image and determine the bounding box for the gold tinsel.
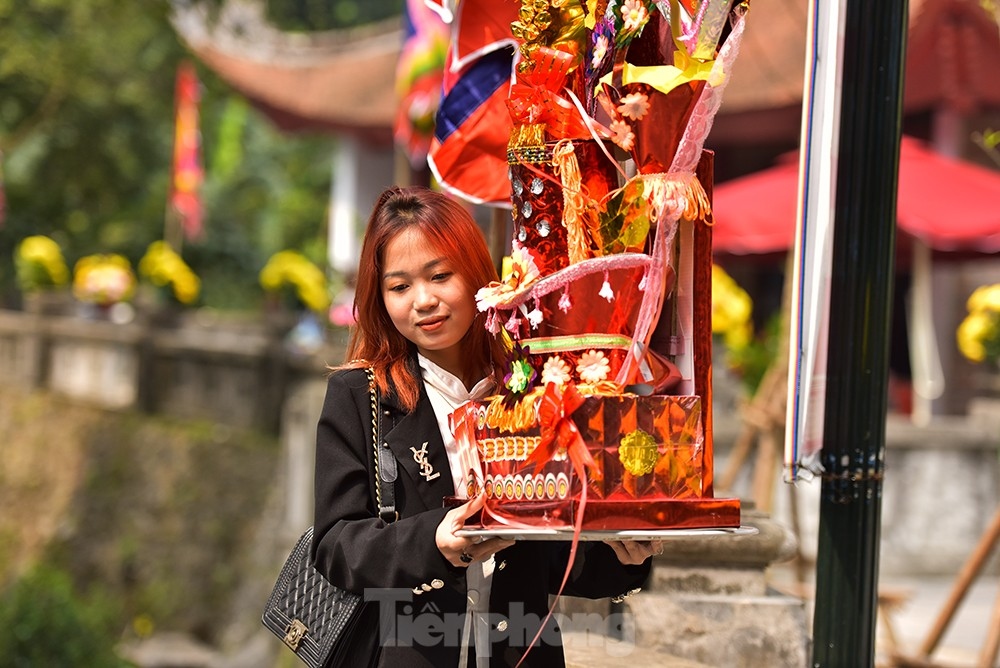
[552,140,592,264]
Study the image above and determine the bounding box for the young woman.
[311,186,657,668]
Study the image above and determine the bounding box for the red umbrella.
[712,136,1000,255]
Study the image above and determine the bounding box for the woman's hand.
[435,494,515,567]
[604,539,664,565]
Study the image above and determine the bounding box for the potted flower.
[956,283,1000,369]
[14,235,71,313]
[259,250,331,314]
[711,264,776,394]
[259,250,331,351]
[72,253,137,321]
[138,241,201,306]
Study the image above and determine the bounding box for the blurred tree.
[0,0,186,288]
[265,0,404,30]
[0,0,400,309]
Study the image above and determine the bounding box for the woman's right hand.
[435,494,514,567]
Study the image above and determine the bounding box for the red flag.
[425,0,519,205]
[170,61,203,240]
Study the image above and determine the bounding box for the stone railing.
[0,308,346,434]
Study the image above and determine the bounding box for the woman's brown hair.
[339,186,507,412]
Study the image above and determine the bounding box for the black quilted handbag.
[262,368,395,667]
[261,527,364,667]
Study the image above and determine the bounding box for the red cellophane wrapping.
[473,394,740,530]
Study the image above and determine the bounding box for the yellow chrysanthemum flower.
[14,235,70,290]
[259,250,331,313]
[73,254,137,305]
[138,242,201,305]
[956,292,1000,364]
[711,265,753,350]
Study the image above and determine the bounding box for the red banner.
[170,61,203,240]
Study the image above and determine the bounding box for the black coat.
[312,367,650,668]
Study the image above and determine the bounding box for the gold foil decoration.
[576,380,622,396]
[484,388,545,433]
[507,123,549,165]
[512,0,586,73]
[552,140,592,264]
[508,123,547,151]
[619,428,660,476]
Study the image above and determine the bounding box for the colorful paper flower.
[576,350,611,383]
[617,92,650,121]
[609,119,635,151]
[475,242,542,310]
[620,0,650,34]
[541,355,573,387]
[592,33,610,70]
[501,342,539,407]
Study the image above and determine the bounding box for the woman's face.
[381,226,477,377]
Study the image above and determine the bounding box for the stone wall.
[0,309,343,434]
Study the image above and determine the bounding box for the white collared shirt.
[418,354,495,668]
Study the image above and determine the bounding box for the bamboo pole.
[916,508,1000,659]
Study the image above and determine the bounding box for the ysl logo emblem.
[410,442,440,482]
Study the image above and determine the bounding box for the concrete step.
[563,631,713,668]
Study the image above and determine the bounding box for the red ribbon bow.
[506,47,591,140]
[525,382,596,478]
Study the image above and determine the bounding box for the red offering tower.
[454,0,752,531]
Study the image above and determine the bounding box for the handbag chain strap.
[367,367,381,514]
[367,367,397,523]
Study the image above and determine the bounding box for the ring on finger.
[460,551,473,564]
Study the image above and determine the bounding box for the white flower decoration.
[617,92,650,121]
[541,356,572,387]
[576,350,611,383]
[475,242,542,310]
[620,0,649,33]
[609,119,635,151]
[592,34,610,70]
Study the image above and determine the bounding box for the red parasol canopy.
[711,136,1000,255]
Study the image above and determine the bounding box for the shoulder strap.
[366,368,397,524]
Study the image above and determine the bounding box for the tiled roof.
[191,38,399,142]
[174,3,401,143]
[182,0,999,141]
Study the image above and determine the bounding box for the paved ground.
[876,574,999,666]
[122,573,999,668]
[562,572,1000,667]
